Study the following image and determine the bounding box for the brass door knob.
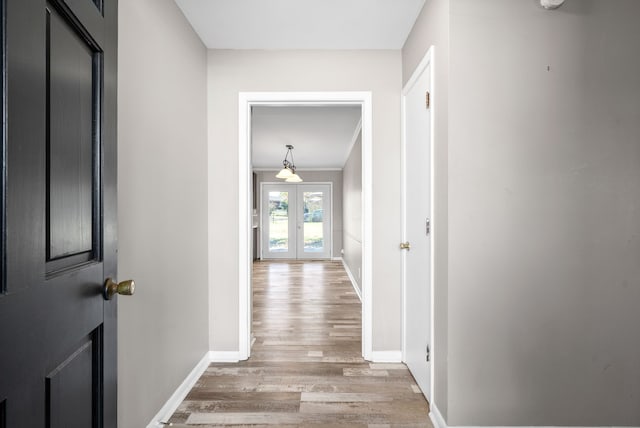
[400,242,411,250]
[103,278,135,300]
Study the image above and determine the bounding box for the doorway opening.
[238,92,373,361]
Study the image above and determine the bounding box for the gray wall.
[447,0,640,425]
[342,133,363,294]
[254,170,343,258]
[118,1,209,426]
[208,50,402,353]
[402,0,450,419]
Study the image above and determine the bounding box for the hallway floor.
[169,260,432,427]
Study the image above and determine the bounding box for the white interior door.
[402,56,432,401]
[261,183,331,260]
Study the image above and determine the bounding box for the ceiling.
[251,106,362,170]
[173,0,426,50]
[174,1,425,170]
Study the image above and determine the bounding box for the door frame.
[239,91,373,361]
[401,47,436,400]
[259,182,334,260]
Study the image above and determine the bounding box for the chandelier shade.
[285,173,302,183]
[275,167,293,179]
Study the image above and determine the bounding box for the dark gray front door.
[0,0,118,426]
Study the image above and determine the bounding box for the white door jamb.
[238,91,374,361]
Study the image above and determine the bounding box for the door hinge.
[426,344,430,362]
[426,218,431,236]
[426,91,431,109]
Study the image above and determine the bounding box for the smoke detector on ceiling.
[540,0,565,9]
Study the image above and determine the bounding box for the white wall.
[118,1,209,426]
[402,0,450,419]
[342,133,363,294]
[208,50,402,353]
[447,0,640,425]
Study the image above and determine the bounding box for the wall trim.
[340,257,362,302]
[370,351,402,363]
[344,118,363,164]
[253,167,343,172]
[430,403,447,428]
[239,91,374,362]
[428,404,632,428]
[209,351,242,363]
[146,351,212,428]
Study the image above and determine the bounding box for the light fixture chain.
[289,148,295,172]
[275,144,302,182]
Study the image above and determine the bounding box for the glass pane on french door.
[268,191,289,252]
[302,190,324,253]
[297,184,331,259]
[262,185,297,259]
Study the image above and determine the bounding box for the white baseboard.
[370,350,402,363]
[430,403,447,428]
[427,403,633,428]
[340,258,362,302]
[332,256,343,261]
[209,351,242,362]
[146,351,212,428]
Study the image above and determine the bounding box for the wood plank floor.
[169,260,432,427]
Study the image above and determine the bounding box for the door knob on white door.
[400,242,411,250]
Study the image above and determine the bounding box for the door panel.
[0,0,118,426]
[47,2,100,269]
[403,60,432,401]
[46,330,100,428]
[297,185,331,259]
[262,185,297,259]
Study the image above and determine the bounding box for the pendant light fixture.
[285,173,302,183]
[275,144,303,182]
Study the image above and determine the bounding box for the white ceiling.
[251,106,362,170]
[174,0,426,50]
[174,1,424,169]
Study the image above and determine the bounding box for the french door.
[261,183,332,259]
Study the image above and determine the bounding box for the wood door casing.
[0,0,118,426]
